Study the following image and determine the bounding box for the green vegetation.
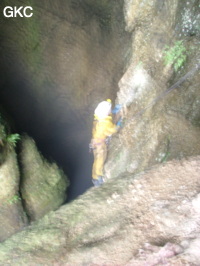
[163,41,187,71]
[6,134,20,149]
[160,137,171,163]
[0,113,20,150]
[7,195,21,205]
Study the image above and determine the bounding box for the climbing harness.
[105,136,112,146]
[89,137,111,152]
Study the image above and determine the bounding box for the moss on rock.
[0,148,28,242]
[0,157,200,264]
[20,135,69,221]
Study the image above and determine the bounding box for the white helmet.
[94,99,112,119]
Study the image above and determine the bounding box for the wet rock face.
[105,0,200,180]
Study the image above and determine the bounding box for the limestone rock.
[0,149,27,242]
[0,157,200,265]
[20,135,69,221]
[105,0,200,180]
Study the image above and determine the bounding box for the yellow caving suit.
[92,116,117,180]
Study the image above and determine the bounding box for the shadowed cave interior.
[0,0,130,201]
[0,85,94,202]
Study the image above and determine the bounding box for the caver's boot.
[92,178,101,187]
[97,176,104,185]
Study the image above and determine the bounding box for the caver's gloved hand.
[116,117,123,127]
[112,104,122,115]
[112,104,124,128]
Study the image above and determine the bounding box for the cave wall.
[0,0,131,197]
[0,0,130,131]
[0,0,200,264]
[0,0,131,239]
[105,0,200,180]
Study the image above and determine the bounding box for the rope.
[128,62,200,121]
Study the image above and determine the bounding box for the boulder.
[20,135,69,221]
[0,149,27,242]
[0,157,200,265]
